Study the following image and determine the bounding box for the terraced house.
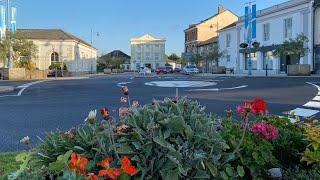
[18,29,97,75]
[219,0,320,75]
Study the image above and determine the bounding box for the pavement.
[0,74,319,152]
[0,86,14,93]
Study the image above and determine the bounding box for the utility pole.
[244,0,256,76]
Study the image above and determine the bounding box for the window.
[226,33,231,47]
[263,23,270,41]
[51,52,59,62]
[245,52,257,70]
[137,53,141,60]
[284,18,292,39]
[263,51,273,70]
[226,55,231,62]
[145,52,150,60]
[155,53,160,60]
[136,63,140,70]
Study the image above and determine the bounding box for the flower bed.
[6,86,320,179]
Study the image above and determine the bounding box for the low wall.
[287,64,311,76]
[0,68,26,80]
[25,70,48,80]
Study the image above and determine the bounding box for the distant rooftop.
[17,29,96,49]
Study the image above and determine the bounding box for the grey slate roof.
[17,29,96,49]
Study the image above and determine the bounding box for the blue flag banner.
[251,4,257,39]
[0,5,5,38]
[11,7,16,33]
[245,6,249,30]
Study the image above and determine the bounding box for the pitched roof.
[131,34,165,42]
[197,37,218,47]
[107,50,130,58]
[219,22,237,31]
[17,29,96,49]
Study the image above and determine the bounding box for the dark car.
[165,66,173,73]
[174,67,181,73]
[156,67,167,74]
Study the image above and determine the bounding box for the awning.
[239,45,278,53]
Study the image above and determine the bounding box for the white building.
[18,29,97,74]
[219,0,318,75]
[315,0,320,72]
[130,34,165,71]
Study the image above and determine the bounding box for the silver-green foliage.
[115,98,229,179]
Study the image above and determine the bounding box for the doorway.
[280,55,299,73]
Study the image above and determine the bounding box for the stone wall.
[0,68,48,80]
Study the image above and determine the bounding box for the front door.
[280,55,291,73]
[315,46,320,73]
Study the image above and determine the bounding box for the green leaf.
[225,166,234,177]
[237,165,245,177]
[194,170,210,179]
[204,161,218,177]
[48,150,73,175]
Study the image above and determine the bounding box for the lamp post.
[90,28,99,74]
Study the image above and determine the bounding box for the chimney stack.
[218,5,226,14]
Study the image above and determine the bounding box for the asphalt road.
[0,74,319,152]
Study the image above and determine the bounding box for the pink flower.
[251,122,279,140]
[236,104,245,114]
[119,107,129,117]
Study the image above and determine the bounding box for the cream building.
[130,34,165,71]
[18,29,97,74]
[183,5,238,56]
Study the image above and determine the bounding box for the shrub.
[115,98,230,179]
[221,119,278,179]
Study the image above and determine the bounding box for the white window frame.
[284,18,293,39]
[263,23,270,41]
[226,33,231,47]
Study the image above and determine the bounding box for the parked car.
[139,67,152,75]
[165,66,173,73]
[155,67,167,74]
[183,65,199,75]
[174,67,181,73]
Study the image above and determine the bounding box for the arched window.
[51,52,59,62]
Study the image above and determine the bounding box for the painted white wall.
[219,0,314,75]
[315,7,320,45]
[31,40,97,73]
[219,27,238,69]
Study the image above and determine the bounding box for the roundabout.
[144,80,217,88]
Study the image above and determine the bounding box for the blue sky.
[14,0,288,56]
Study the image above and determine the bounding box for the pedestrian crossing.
[286,82,320,121]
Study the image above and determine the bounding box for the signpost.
[244,1,256,76]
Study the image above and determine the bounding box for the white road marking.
[304,101,320,109]
[290,108,320,117]
[0,80,48,98]
[145,81,217,88]
[313,96,320,101]
[117,82,132,87]
[187,85,248,92]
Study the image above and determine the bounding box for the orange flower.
[99,168,121,180]
[86,173,98,180]
[98,156,122,180]
[121,86,129,95]
[121,156,137,175]
[100,107,110,120]
[98,156,113,168]
[68,152,88,175]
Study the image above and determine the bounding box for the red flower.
[86,173,98,180]
[100,107,110,120]
[121,156,137,175]
[68,152,88,175]
[98,156,113,168]
[251,122,279,140]
[250,98,267,114]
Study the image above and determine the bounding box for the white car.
[183,65,199,75]
[139,67,152,75]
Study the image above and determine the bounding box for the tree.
[192,53,205,67]
[0,31,38,68]
[273,33,309,59]
[205,46,224,67]
[99,54,126,70]
[168,53,180,61]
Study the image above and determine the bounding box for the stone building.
[18,29,97,74]
[130,34,165,71]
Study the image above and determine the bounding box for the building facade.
[18,29,97,74]
[315,0,320,73]
[183,5,238,60]
[219,0,317,75]
[130,34,165,71]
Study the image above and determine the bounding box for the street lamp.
[90,28,99,74]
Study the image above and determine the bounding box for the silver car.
[183,65,199,75]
